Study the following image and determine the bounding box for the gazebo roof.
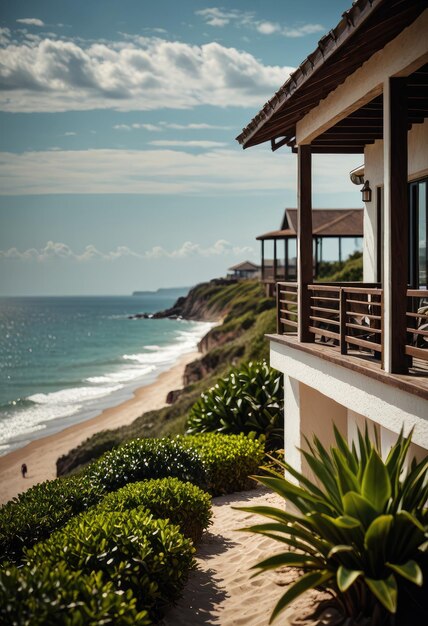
[256,208,363,240]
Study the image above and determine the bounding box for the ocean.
[0,293,211,456]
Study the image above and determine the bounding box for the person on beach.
[21,463,27,478]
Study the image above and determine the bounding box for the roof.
[257,209,364,240]
[236,0,427,150]
[228,261,260,271]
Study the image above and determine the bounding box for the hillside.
[56,279,276,476]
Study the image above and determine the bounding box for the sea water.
[0,293,212,456]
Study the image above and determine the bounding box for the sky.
[0,0,363,296]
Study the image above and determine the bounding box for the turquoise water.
[0,294,211,455]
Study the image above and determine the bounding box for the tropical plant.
[239,426,428,625]
[96,477,212,543]
[186,360,284,449]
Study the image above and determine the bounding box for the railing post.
[340,288,347,354]
[276,282,282,334]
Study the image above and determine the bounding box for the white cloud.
[196,7,324,38]
[0,147,297,195]
[0,148,361,196]
[282,24,325,38]
[149,140,227,148]
[16,18,45,27]
[64,131,76,136]
[145,239,253,258]
[0,34,293,112]
[0,240,252,263]
[113,122,232,132]
[195,8,250,28]
[257,22,280,35]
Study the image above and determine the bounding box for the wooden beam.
[297,145,314,342]
[383,77,409,374]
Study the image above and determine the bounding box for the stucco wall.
[271,340,428,450]
[299,383,347,479]
[362,119,428,282]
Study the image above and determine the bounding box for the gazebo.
[257,208,363,292]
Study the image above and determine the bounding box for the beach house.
[227,260,260,280]
[237,0,428,475]
[257,207,363,295]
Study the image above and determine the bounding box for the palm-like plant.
[186,360,284,449]
[239,426,428,624]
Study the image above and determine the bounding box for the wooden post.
[297,145,314,342]
[273,239,278,281]
[315,237,319,278]
[340,289,347,355]
[383,77,408,373]
[261,240,265,281]
[284,239,288,279]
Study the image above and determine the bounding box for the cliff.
[56,279,276,476]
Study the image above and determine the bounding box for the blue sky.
[0,0,362,295]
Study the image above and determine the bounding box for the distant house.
[237,0,428,473]
[227,261,260,280]
[257,208,363,293]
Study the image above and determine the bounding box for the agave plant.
[239,425,428,625]
[186,360,284,449]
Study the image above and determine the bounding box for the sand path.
[161,487,333,626]
[0,351,199,505]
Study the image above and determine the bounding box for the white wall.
[271,340,428,450]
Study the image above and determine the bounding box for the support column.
[285,239,289,279]
[338,237,342,264]
[273,239,278,281]
[315,237,319,277]
[383,77,409,374]
[297,145,314,342]
[261,240,265,281]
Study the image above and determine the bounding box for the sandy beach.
[0,350,199,505]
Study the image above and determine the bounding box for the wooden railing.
[277,282,383,356]
[406,289,428,363]
[277,283,428,370]
[277,282,298,333]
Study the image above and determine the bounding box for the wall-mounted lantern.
[361,180,372,203]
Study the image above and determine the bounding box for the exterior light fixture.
[361,180,372,202]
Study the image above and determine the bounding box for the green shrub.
[240,426,428,625]
[96,477,212,543]
[84,433,264,498]
[0,562,150,625]
[0,474,105,564]
[183,432,265,496]
[186,360,284,449]
[24,506,195,622]
[84,436,206,493]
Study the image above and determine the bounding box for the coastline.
[0,350,200,506]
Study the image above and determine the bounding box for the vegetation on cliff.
[57,279,276,476]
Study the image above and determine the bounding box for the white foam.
[28,385,122,405]
[86,365,156,384]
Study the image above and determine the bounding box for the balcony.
[273,282,428,398]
